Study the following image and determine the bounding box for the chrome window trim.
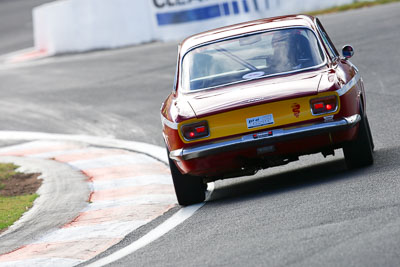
[179,26,328,94]
[315,18,339,62]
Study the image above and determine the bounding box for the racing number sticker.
[246,114,274,129]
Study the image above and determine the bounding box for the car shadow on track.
[207,147,397,204]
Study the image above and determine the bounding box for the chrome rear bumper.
[170,114,360,161]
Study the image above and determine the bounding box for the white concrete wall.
[33,0,153,54]
[33,0,356,55]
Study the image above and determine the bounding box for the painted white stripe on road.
[86,182,215,267]
[68,154,155,170]
[0,140,82,154]
[86,204,203,267]
[0,131,169,164]
[34,221,150,243]
[29,148,91,159]
[91,174,172,191]
[0,257,82,267]
[0,141,43,153]
[86,195,177,211]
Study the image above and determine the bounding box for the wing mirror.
[342,45,354,59]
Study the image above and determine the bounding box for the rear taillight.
[310,95,338,115]
[181,121,209,140]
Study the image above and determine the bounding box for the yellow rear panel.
[179,92,340,143]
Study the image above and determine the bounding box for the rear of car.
[161,15,373,205]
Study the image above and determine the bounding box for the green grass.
[307,0,400,15]
[0,194,38,230]
[0,163,39,231]
[0,163,17,181]
[0,163,18,193]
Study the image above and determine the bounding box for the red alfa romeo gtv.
[161,15,374,205]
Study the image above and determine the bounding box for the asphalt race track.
[0,0,52,55]
[1,1,400,266]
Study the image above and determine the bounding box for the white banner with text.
[33,0,356,54]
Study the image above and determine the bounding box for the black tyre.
[365,115,375,151]
[167,153,205,206]
[343,112,374,169]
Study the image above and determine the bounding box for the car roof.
[179,14,317,55]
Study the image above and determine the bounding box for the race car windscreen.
[181,28,325,91]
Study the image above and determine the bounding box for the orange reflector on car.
[310,95,338,115]
[181,121,210,141]
[196,126,206,133]
[314,103,324,109]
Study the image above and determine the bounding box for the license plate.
[257,145,275,155]
[246,114,274,129]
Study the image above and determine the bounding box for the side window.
[316,19,339,60]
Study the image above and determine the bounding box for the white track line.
[91,175,173,191]
[0,131,168,164]
[86,183,214,267]
[68,154,155,169]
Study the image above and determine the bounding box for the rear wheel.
[365,115,375,151]
[343,111,374,169]
[167,152,205,206]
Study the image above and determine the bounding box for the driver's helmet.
[270,30,299,71]
[271,30,294,48]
